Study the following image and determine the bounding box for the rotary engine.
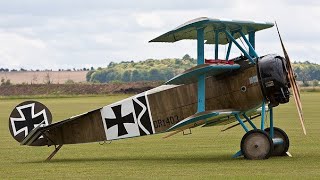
[257,54,291,107]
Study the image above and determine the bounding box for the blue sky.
[0,0,319,70]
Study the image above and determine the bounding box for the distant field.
[0,71,88,84]
[0,93,319,179]
[0,82,160,96]
[300,86,320,92]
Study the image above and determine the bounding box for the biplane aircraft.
[8,17,305,160]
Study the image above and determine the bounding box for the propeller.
[275,22,306,135]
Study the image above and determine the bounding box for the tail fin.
[8,101,52,146]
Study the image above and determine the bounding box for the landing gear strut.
[233,103,291,159]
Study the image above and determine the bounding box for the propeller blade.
[275,22,306,135]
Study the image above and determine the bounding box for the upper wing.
[149,17,274,44]
[165,63,240,85]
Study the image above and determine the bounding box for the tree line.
[292,61,320,84]
[86,55,320,84]
[86,54,196,83]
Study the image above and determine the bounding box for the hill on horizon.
[1,55,319,86]
[86,55,320,84]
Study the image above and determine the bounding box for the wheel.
[265,127,289,156]
[241,130,273,160]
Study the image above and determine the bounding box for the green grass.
[1,93,320,179]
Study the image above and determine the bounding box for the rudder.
[8,101,52,146]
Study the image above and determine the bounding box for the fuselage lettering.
[154,115,179,128]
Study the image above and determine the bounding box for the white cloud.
[0,0,319,70]
[0,31,49,68]
[134,12,165,29]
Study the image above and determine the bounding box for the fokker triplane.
[8,17,305,160]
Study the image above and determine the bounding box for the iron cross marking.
[105,105,135,137]
[14,106,45,136]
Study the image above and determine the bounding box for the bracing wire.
[239,37,249,52]
[211,123,228,144]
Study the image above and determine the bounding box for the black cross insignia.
[105,105,135,137]
[14,106,46,136]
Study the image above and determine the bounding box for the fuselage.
[148,58,264,133]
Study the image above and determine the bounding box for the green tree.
[313,80,319,87]
[86,70,95,81]
[122,70,132,82]
[149,68,161,81]
[131,70,142,82]
[91,70,107,83]
[105,69,122,83]
[182,54,191,60]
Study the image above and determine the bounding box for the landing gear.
[240,130,273,160]
[234,106,290,160]
[265,127,290,156]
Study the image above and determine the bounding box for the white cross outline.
[10,103,49,137]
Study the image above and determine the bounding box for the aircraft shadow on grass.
[26,154,236,164]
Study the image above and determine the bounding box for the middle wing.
[165,63,240,85]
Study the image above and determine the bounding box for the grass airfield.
[0,93,319,179]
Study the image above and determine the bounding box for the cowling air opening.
[9,101,52,146]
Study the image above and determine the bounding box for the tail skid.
[46,145,63,161]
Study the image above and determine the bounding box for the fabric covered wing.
[149,17,274,44]
[165,63,240,85]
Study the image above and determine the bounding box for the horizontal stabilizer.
[21,108,101,146]
[41,108,100,132]
[165,63,240,85]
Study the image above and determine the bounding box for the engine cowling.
[257,54,290,107]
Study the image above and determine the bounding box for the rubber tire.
[241,130,273,160]
[265,127,290,156]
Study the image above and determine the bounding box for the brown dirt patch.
[0,82,161,96]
